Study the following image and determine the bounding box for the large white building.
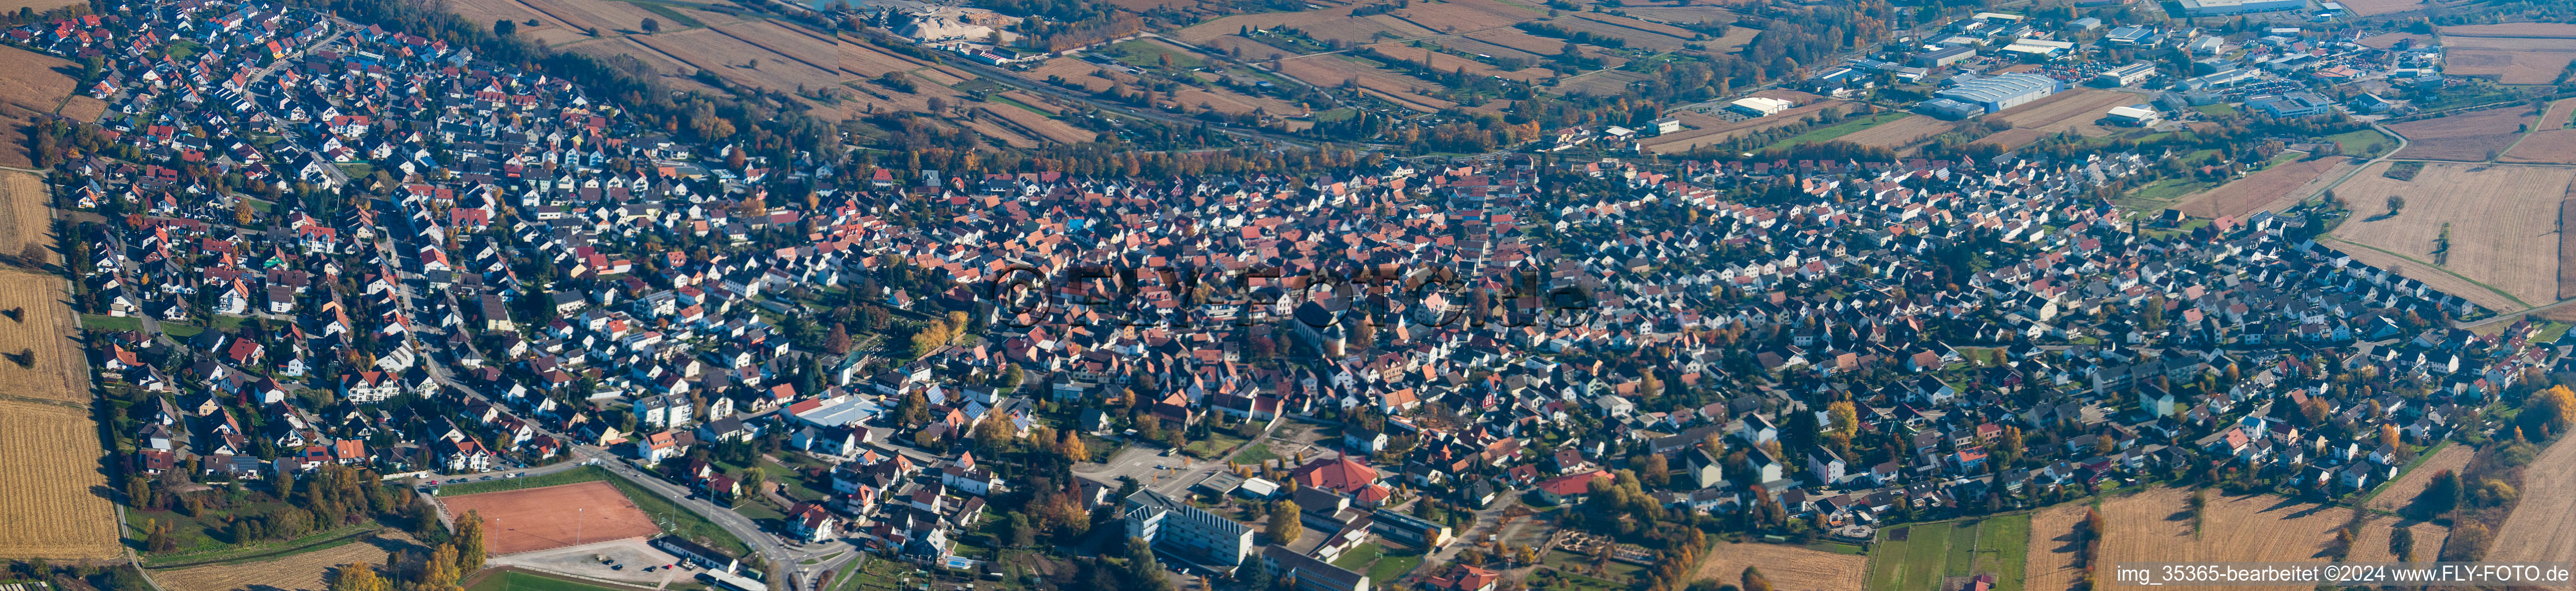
[1126,489,1256,567]
[2179,0,2307,16]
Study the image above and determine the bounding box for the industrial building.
[2106,104,2163,126]
[2178,0,2307,16]
[1126,489,1256,567]
[1727,97,1795,117]
[1916,46,1975,68]
[2246,92,2335,118]
[2095,63,2157,87]
[1921,72,2062,117]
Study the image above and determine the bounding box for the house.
[636,429,696,465]
[788,502,838,543]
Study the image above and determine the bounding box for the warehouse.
[1916,46,1975,68]
[2105,104,2163,126]
[2179,0,2307,16]
[1727,97,1795,117]
[1928,72,2063,114]
[2095,62,2157,87]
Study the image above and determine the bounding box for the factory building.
[1727,97,1795,117]
[1126,489,1256,567]
[2095,63,2157,87]
[1918,72,2063,118]
[1916,46,1975,68]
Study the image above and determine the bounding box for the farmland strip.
[505,0,591,37]
[1568,13,1696,41]
[706,24,835,73]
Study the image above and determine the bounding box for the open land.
[1273,55,1456,112]
[2331,162,2573,307]
[2174,156,2357,219]
[1548,15,1692,51]
[2487,435,2576,565]
[1363,42,1551,82]
[2442,23,2576,38]
[2426,35,2576,85]
[1971,89,2140,151]
[445,0,590,46]
[2388,107,2532,161]
[514,0,666,36]
[153,532,422,591]
[2367,444,2474,511]
[439,482,663,555]
[1383,0,1541,35]
[631,28,835,95]
[2503,100,2576,163]
[1839,114,1951,149]
[2356,33,2427,50]
[1690,539,1868,591]
[2025,488,2448,591]
[1644,101,1852,154]
[0,170,51,265]
[2336,0,2434,16]
[0,397,119,559]
[0,46,81,168]
[1176,9,1435,47]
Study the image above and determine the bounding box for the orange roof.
[1291,457,1379,493]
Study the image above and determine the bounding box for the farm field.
[2366,444,2473,512]
[153,532,421,591]
[1547,15,1691,51]
[0,261,88,406]
[1465,28,1583,57]
[514,0,666,35]
[2335,0,2432,16]
[2026,489,2447,591]
[838,38,936,78]
[1175,9,1435,47]
[1867,515,2028,591]
[1273,55,1457,112]
[980,104,1094,145]
[631,28,834,97]
[439,482,663,554]
[1363,43,1551,81]
[1384,0,1541,34]
[2330,162,2573,307]
[564,39,725,98]
[0,397,118,559]
[0,46,80,168]
[1971,89,2140,151]
[0,170,51,265]
[2442,23,2576,38]
[446,0,588,45]
[2427,35,2576,85]
[2324,128,2399,158]
[1839,114,1950,148]
[714,21,838,74]
[957,117,1041,148]
[2487,435,2576,565]
[1690,539,1867,591]
[2389,107,2533,160]
[2502,100,2576,163]
[2173,156,2356,219]
[1568,13,1701,42]
[2332,240,2526,312]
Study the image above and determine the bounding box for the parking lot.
[486,538,688,586]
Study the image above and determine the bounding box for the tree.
[1123,537,1177,591]
[2386,195,2405,216]
[234,201,256,226]
[640,18,661,33]
[455,510,486,573]
[494,19,517,35]
[1740,567,1772,591]
[422,544,462,589]
[826,323,851,354]
[1007,511,1037,548]
[1266,499,1303,543]
[1634,452,1669,489]
[898,390,931,427]
[331,562,385,591]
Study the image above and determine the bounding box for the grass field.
[2324,129,2397,158]
[1868,515,2030,591]
[153,532,419,591]
[1106,39,1205,70]
[437,465,609,496]
[1760,111,1913,152]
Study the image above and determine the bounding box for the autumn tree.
[456,510,486,573]
[1266,499,1303,543]
[331,562,386,591]
[640,18,660,33]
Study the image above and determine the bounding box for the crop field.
[1426,36,1548,63]
[1195,35,1303,62]
[2173,156,2355,219]
[715,21,838,75]
[1572,13,1700,40]
[154,532,421,591]
[631,28,834,97]
[2356,32,2425,50]
[513,0,666,35]
[440,482,663,554]
[445,0,588,45]
[0,397,118,559]
[1971,89,2139,151]
[1547,16,1691,51]
[2331,162,2575,308]
[2427,35,2576,85]
[1465,28,1580,57]
[2366,444,2473,511]
[2443,23,2576,38]
[1384,0,1540,35]
[0,46,78,168]
[1273,55,1456,112]
[2389,107,2532,160]
[1839,114,1951,148]
[0,170,50,265]
[2336,0,2433,15]
[1176,8,1434,47]
[2502,100,2576,163]
[979,105,1092,144]
[1868,515,2028,591]
[838,38,935,78]
[1364,43,1551,81]
[1553,69,1649,96]
[2027,489,2446,591]
[2488,435,2576,565]
[1690,539,1867,591]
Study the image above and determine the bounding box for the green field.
[2195,103,2238,116]
[434,466,608,495]
[1866,514,2030,591]
[1762,111,1914,152]
[1107,39,1204,70]
[80,314,141,332]
[468,571,637,591]
[2323,129,2396,158]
